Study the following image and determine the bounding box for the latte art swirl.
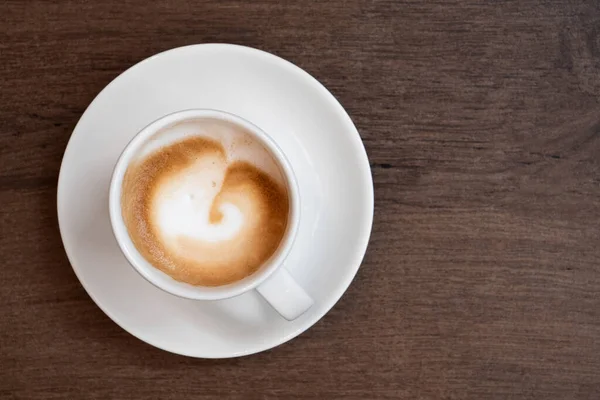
[121,135,289,287]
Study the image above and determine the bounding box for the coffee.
[120,118,290,287]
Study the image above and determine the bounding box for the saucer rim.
[57,43,374,358]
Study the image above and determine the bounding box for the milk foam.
[154,156,244,243]
[121,117,290,287]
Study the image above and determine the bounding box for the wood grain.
[1,0,600,398]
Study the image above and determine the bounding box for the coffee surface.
[121,119,289,286]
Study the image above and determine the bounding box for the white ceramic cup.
[108,109,313,320]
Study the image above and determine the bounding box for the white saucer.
[57,44,374,358]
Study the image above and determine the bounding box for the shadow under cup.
[108,109,313,321]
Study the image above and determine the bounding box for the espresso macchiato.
[120,118,289,287]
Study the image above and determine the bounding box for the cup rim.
[108,108,301,300]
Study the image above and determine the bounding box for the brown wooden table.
[2,1,600,398]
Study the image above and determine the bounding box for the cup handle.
[256,268,313,321]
